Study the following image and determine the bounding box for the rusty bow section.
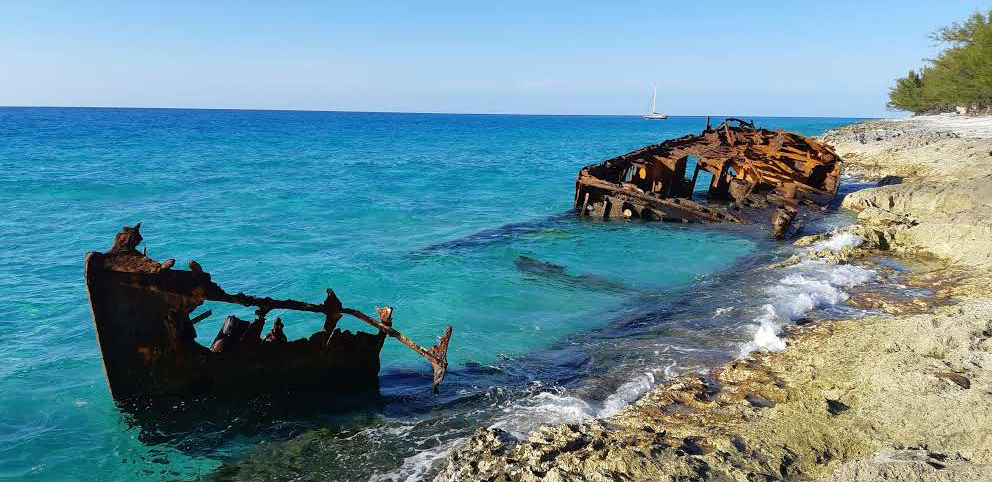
[574,118,842,237]
[84,223,452,399]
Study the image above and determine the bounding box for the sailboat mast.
[650,85,657,114]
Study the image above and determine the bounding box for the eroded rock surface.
[820,117,992,182]
[841,172,992,268]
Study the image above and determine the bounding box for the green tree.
[887,70,926,113]
[888,10,992,114]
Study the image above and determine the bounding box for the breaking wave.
[491,359,679,439]
[811,231,863,252]
[375,361,681,481]
[740,231,875,355]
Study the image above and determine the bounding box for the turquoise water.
[0,108,860,481]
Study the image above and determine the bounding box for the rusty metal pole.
[342,307,452,392]
[211,288,452,390]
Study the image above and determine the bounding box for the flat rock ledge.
[820,116,992,182]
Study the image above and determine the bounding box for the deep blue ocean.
[0,108,867,481]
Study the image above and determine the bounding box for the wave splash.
[741,232,875,355]
[491,359,679,440]
[376,360,680,481]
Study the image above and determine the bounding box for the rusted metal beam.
[209,287,452,391]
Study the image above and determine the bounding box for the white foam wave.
[489,391,596,439]
[712,307,733,317]
[810,231,862,252]
[486,360,680,443]
[597,371,655,418]
[740,258,876,355]
[369,437,462,482]
[377,367,686,482]
[596,359,679,418]
[374,390,601,481]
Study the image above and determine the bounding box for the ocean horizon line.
[0,104,880,120]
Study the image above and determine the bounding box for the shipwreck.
[85,224,452,399]
[573,118,842,237]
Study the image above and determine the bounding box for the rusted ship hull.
[85,224,451,399]
[574,118,842,237]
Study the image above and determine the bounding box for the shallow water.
[0,109,865,481]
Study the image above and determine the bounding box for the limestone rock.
[841,175,992,267]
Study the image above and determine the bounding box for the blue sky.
[0,0,987,117]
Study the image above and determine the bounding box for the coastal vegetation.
[888,10,992,114]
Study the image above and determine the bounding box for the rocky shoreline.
[436,116,992,481]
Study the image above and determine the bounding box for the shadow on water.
[514,255,634,294]
[115,387,388,451]
[414,212,576,255]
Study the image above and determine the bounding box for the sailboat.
[643,85,668,120]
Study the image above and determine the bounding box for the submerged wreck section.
[574,118,842,237]
[85,224,452,399]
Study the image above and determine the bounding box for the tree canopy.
[888,10,992,114]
